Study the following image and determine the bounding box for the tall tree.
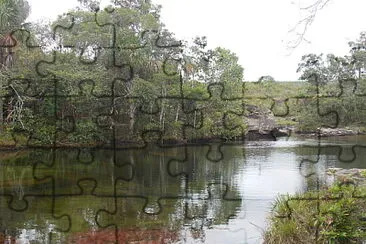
[297,53,329,85]
[348,32,366,80]
[0,0,30,69]
[0,0,30,129]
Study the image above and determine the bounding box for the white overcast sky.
[27,0,366,81]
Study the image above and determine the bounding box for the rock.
[326,168,366,186]
[319,128,358,137]
[245,105,293,140]
[246,105,276,130]
[245,130,276,141]
[245,105,281,140]
[271,128,291,137]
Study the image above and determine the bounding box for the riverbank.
[295,127,366,137]
[264,168,366,243]
[0,126,365,150]
[243,125,366,141]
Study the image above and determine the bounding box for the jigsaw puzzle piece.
[51,76,154,147]
[182,83,245,144]
[95,194,169,223]
[32,148,134,196]
[0,150,53,209]
[92,6,184,78]
[54,91,104,147]
[298,140,366,181]
[95,151,187,242]
[96,173,241,242]
[354,78,366,98]
[184,183,241,230]
[4,27,48,96]
[168,143,244,179]
[96,195,180,243]
[5,77,53,100]
[92,72,182,147]
[51,179,119,244]
[38,7,186,147]
[305,74,343,129]
[110,148,188,216]
[271,179,364,243]
[0,151,71,243]
[0,195,71,243]
[269,98,291,117]
[167,147,243,229]
[296,82,342,175]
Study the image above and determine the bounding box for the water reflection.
[1,136,366,243]
[0,144,243,243]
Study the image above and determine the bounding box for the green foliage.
[298,32,366,86]
[264,184,366,243]
[67,119,104,144]
[0,0,30,33]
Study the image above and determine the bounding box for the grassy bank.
[264,180,366,243]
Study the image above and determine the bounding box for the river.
[1,135,366,243]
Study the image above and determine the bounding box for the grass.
[264,183,366,243]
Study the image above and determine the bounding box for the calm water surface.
[1,135,366,243]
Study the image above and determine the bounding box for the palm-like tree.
[0,0,30,69]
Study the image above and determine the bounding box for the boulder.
[245,104,290,140]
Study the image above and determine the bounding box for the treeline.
[294,32,366,131]
[1,0,366,147]
[1,0,246,146]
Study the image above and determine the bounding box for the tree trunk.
[0,98,3,132]
[129,102,135,138]
[159,103,165,130]
[124,79,135,139]
[175,104,179,122]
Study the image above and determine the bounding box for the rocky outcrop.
[297,127,362,137]
[319,128,358,137]
[245,104,290,140]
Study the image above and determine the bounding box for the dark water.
[1,135,366,243]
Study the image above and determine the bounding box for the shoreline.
[295,127,366,137]
[0,127,365,151]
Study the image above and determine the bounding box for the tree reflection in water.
[0,144,243,243]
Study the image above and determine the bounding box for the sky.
[27,0,366,81]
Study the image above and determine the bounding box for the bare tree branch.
[287,0,332,50]
[6,84,24,128]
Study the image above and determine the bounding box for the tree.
[297,32,366,86]
[258,75,275,82]
[0,0,247,144]
[0,0,30,33]
[297,53,357,85]
[43,0,183,141]
[295,33,366,128]
[77,0,101,11]
[0,0,30,130]
[296,53,329,85]
[348,32,366,80]
[197,47,244,84]
[325,54,355,81]
[0,0,30,69]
